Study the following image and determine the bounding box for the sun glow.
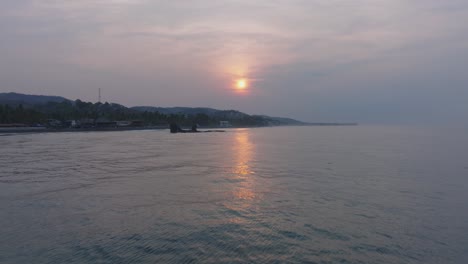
[236,79,247,90]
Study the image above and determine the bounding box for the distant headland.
[0,92,357,133]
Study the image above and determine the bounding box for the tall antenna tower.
[98,88,101,103]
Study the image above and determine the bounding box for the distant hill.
[0,92,308,126]
[131,106,306,125]
[132,106,220,116]
[132,106,249,119]
[0,92,70,106]
[256,115,307,126]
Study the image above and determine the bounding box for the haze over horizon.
[1,0,468,124]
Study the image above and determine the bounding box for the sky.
[1,0,468,124]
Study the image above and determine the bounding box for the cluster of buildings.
[47,118,144,128]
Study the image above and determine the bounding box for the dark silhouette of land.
[0,92,356,133]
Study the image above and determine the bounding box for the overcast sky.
[1,0,467,123]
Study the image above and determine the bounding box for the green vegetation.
[0,104,43,124]
[0,100,270,127]
[0,92,309,128]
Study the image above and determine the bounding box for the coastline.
[0,126,168,134]
[0,123,358,134]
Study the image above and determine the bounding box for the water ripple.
[1,127,468,263]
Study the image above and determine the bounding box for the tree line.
[0,100,268,127]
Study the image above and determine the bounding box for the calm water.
[1,126,467,263]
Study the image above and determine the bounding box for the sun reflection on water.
[231,129,256,201]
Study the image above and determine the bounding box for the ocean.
[1,126,467,263]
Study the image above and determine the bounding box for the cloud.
[1,0,468,123]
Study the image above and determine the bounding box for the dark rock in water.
[170,123,184,133]
[170,123,225,134]
[169,123,198,133]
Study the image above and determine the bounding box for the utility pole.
[98,88,101,103]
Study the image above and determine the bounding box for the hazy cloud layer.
[1,0,467,123]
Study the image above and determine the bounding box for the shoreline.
[0,123,358,134]
[0,126,167,134]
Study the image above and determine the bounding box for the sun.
[236,79,247,90]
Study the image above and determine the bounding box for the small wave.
[304,224,350,241]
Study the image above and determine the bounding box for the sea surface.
[1,126,467,263]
